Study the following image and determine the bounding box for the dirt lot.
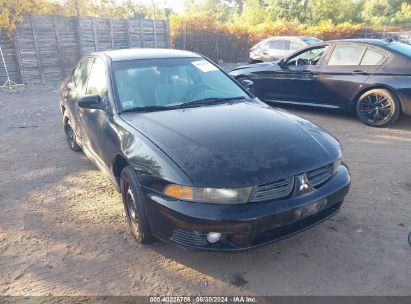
[0,85,410,296]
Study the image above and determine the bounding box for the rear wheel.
[64,119,81,151]
[356,89,401,127]
[120,166,152,244]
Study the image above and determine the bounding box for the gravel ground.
[0,85,410,296]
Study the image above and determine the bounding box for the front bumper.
[142,165,350,251]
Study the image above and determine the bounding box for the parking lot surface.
[0,86,410,296]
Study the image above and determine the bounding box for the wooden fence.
[0,14,170,85]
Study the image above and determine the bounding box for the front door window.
[287,46,328,66]
[73,58,94,94]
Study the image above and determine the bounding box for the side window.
[287,46,327,66]
[86,58,107,97]
[255,40,268,50]
[360,48,386,65]
[289,40,304,51]
[73,58,94,94]
[267,40,285,50]
[328,45,366,66]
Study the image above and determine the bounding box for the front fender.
[115,117,193,189]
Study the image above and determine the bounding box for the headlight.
[333,158,341,174]
[163,184,252,204]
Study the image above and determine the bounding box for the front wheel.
[64,119,81,151]
[356,89,401,127]
[120,166,152,244]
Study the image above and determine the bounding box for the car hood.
[231,62,275,72]
[121,101,341,188]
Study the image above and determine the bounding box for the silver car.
[248,36,322,63]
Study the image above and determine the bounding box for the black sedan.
[60,49,350,251]
[230,39,411,127]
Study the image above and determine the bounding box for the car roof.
[266,36,318,40]
[327,38,393,46]
[97,48,202,61]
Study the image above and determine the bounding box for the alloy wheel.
[358,93,394,125]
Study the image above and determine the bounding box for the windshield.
[111,57,249,111]
[386,42,411,58]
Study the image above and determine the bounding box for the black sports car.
[60,49,350,251]
[230,39,411,127]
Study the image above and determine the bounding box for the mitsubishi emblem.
[297,174,313,194]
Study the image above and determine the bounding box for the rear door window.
[267,40,286,50]
[360,48,386,65]
[328,45,367,66]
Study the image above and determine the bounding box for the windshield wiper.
[120,96,247,113]
[176,96,246,108]
[121,105,172,113]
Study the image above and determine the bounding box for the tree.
[235,0,268,25]
[0,0,58,34]
[307,0,364,24]
[230,0,245,15]
[265,0,309,23]
[183,0,232,22]
[362,0,404,25]
[395,2,411,24]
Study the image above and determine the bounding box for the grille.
[170,229,208,247]
[249,177,294,202]
[307,163,334,187]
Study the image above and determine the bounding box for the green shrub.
[170,16,403,62]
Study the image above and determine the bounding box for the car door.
[259,45,329,103]
[79,56,116,170]
[65,57,94,139]
[315,43,385,107]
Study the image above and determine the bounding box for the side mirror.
[240,79,255,95]
[278,58,286,67]
[78,94,105,110]
[240,79,254,88]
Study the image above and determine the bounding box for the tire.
[356,88,401,127]
[120,166,152,244]
[64,119,81,151]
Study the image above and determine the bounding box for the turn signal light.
[163,184,193,200]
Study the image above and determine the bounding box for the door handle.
[353,70,369,75]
